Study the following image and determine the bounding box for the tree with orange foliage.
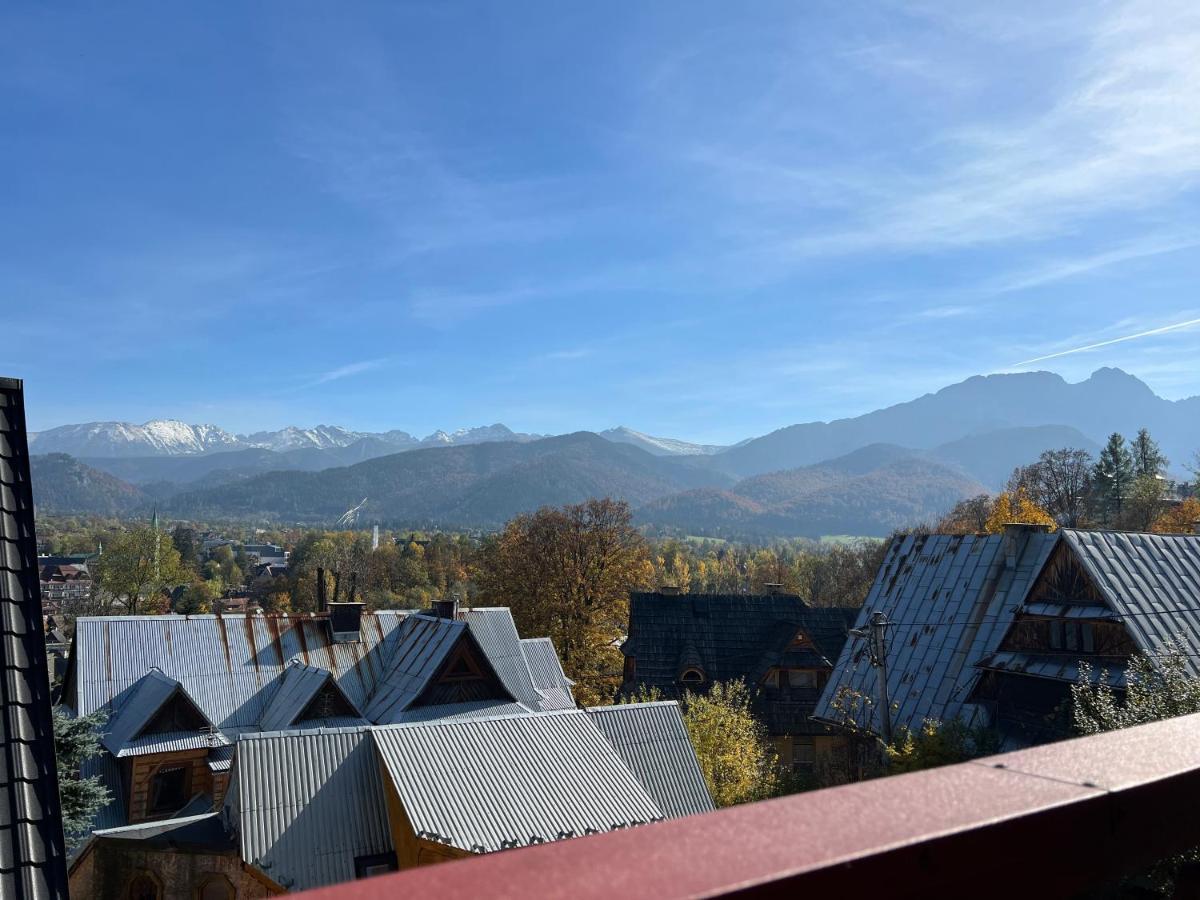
[1153,497,1200,534]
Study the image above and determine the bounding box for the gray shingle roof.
[1059,529,1200,673]
[232,727,392,892]
[372,710,664,854]
[0,377,68,899]
[66,611,409,731]
[585,702,714,818]
[623,592,856,688]
[258,661,364,732]
[813,529,1057,737]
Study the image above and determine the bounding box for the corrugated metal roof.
[78,754,125,832]
[234,727,392,892]
[362,614,466,723]
[68,610,409,730]
[206,744,235,772]
[1060,530,1200,674]
[111,731,229,759]
[522,637,577,710]
[372,710,663,854]
[101,669,226,756]
[385,700,532,724]
[814,529,1057,736]
[464,608,543,708]
[259,661,364,732]
[0,377,68,899]
[585,702,714,818]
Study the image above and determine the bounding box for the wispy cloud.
[309,357,393,386]
[1010,316,1200,367]
[990,232,1200,294]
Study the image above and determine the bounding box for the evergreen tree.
[1092,433,1135,524]
[1131,428,1168,478]
[54,707,110,843]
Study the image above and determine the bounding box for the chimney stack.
[763,583,784,596]
[328,602,364,643]
[431,598,459,620]
[1001,522,1052,569]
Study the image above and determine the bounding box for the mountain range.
[28,369,1200,537]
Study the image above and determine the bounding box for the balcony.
[298,710,1200,899]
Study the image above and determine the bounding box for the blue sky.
[4,1,1199,443]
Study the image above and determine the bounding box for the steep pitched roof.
[372,710,663,854]
[101,670,228,758]
[361,614,480,722]
[522,637,576,710]
[0,377,69,899]
[1059,530,1200,674]
[231,727,392,892]
[623,592,855,688]
[585,702,714,818]
[258,662,365,732]
[813,528,1057,737]
[463,608,543,708]
[66,611,409,733]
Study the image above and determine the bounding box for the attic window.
[789,630,810,649]
[680,668,705,684]
[142,692,207,735]
[355,852,399,879]
[297,681,356,723]
[148,763,190,815]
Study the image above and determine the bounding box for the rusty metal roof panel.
[1060,530,1200,675]
[584,702,714,819]
[0,377,68,899]
[372,709,663,854]
[234,726,392,892]
[814,529,1057,736]
[70,611,409,730]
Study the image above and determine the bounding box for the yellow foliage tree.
[680,680,778,807]
[984,489,1057,534]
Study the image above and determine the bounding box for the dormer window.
[788,630,811,649]
[680,668,705,684]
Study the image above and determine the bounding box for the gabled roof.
[372,710,663,854]
[258,661,365,732]
[463,608,543,708]
[361,614,478,722]
[232,727,392,893]
[813,528,1057,737]
[623,592,856,688]
[522,637,577,710]
[585,702,714,818]
[1058,530,1200,675]
[101,669,228,757]
[0,377,68,900]
[66,611,409,732]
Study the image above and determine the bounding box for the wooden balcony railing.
[300,711,1200,899]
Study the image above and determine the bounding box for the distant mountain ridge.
[29,369,1200,537]
[29,420,543,458]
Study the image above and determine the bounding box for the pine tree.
[54,707,110,843]
[1130,428,1168,478]
[1092,433,1135,524]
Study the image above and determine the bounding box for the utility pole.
[850,610,892,744]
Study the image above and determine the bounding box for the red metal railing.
[301,712,1200,899]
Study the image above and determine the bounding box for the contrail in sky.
[1011,316,1200,367]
